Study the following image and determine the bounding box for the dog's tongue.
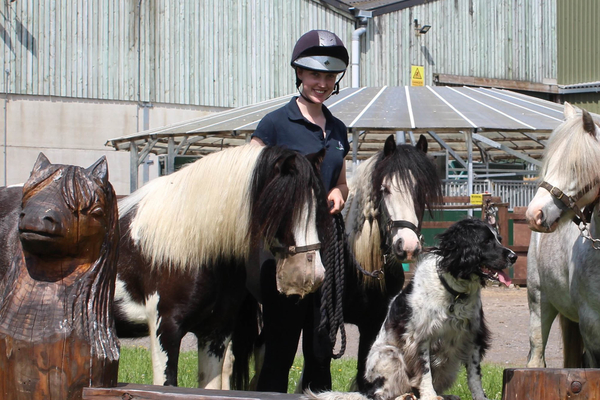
[497,270,512,287]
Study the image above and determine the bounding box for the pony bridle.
[270,243,321,257]
[539,178,600,248]
[538,179,600,226]
[379,199,422,265]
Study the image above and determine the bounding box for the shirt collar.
[286,97,305,121]
[286,96,334,123]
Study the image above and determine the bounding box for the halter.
[270,242,321,256]
[538,178,600,226]
[378,198,422,266]
[539,178,600,248]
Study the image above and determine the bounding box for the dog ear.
[436,220,483,277]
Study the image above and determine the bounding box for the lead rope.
[578,223,600,250]
[318,213,347,359]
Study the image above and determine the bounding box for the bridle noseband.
[378,198,423,264]
[270,242,321,256]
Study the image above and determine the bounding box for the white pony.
[525,102,600,367]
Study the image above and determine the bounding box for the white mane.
[120,144,264,270]
[541,106,600,191]
[344,157,383,276]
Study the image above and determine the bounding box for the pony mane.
[248,146,329,250]
[124,144,263,270]
[346,144,442,277]
[541,109,600,191]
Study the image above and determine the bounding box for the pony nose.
[393,238,421,261]
[393,237,406,258]
[525,208,545,229]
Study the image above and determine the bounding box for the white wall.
[0,95,224,195]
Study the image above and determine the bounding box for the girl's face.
[297,68,339,104]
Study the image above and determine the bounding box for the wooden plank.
[434,74,560,94]
[422,221,455,229]
[83,384,302,400]
[509,245,529,253]
[502,368,600,399]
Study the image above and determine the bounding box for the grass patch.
[120,346,504,398]
[119,347,199,388]
[445,364,505,400]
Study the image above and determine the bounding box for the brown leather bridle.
[538,178,600,226]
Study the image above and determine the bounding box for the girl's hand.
[327,188,345,214]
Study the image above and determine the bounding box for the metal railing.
[442,180,538,210]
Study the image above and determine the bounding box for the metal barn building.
[0,0,597,193]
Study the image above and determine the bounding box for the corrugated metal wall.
[5,0,595,108]
[0,0,354,108]
[361,0,557,86]
[1,0,139,99]
[556,0,599,85]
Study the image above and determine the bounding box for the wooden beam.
[472,133,542,167]
[83,384,303,400]
[434,74,559,94]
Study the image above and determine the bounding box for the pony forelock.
[127,145,263,270]
[541,110,600,191]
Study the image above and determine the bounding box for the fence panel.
[442,180,537,210]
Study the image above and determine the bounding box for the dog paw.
[395,394,418,400]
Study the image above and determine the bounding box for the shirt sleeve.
[251,115,276,146]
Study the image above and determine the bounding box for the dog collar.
[438,272,468,313]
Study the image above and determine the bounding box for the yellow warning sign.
[411,65,424,86]
[470,193,483,205]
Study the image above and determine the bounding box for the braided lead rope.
[318,214,347,359]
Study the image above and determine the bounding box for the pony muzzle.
[272,244,324,298]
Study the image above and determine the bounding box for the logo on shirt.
[336,141,344,151]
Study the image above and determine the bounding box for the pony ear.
[383,135,396,157]
[582,109,597,138]
[276,153,298,176]
[416,134,428,154]
[86,156,109,186]
[305,148,326,173]
[564,102,576,119]
[31,153,51,176]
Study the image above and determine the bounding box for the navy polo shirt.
[252,97,349,193]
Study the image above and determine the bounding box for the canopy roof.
[107,86,567,166]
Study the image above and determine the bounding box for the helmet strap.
[331,70,346,96]
[298,87,317,104]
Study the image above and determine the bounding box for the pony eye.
[90,207,105,218]
[380,185,391,195]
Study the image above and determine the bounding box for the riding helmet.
[291,30,349,73]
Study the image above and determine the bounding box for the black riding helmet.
[291,30,349,97]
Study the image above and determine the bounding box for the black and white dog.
[306,218,516,400]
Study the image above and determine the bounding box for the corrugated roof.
[106,86,569,162]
